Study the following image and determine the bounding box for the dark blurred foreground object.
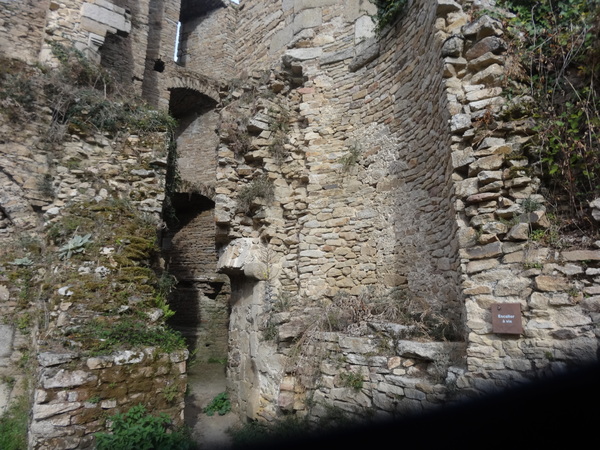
[239,361,600,449]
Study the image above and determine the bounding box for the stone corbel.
[217,238,268,281]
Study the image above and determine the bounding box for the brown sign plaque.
[491,303,522,335]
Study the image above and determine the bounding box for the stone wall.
[1,0,600,442]
[163,205,231,362]
[0,50,183,447]
[213,0,464,420]
[213,0,600,421]
[437,0,600,390]
[176,1,236,81]
[30,348,188,450]
[36,0,179,109]
[217,0,459,305]
[0,0,50,65]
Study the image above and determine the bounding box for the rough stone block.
[562,250,600,261]
[81,3,131,34]
[463,241,502,260]
[450,113,471,133]
[465,36,506,60]
[0,325,14,358]
[535,275,568,292]
[293,8,322,33]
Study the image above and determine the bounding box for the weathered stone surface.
[32,402,81,420]
[535,275,569,292]
[0,325,14,358]
[462,15,503,40]
[562,250,600,261]
[590,197,600,221]
[506,223,530,241]
[466,192,500,203]
[468,154,504,175]
[465,36,507,60]
[470,63,505,87]
[395,341,463,362]
[38,353,77,367]
[442,35,465,57]
[437,0,462,15]
[42,370,98,389]
[349,40,380,72]
[462,242,502,260]
[217,238,268,280]
[450,114,471,132]
[466,258,499,274]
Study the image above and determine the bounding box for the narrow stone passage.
[185,362,240,449]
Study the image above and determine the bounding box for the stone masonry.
[0,0,599,445]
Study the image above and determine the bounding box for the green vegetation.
[0,196,185,356]
[58,233,93,259]
[497,0,600,223]
[0,58,38,123]
[338,142,361,172]
[9,257,33,267]
[228,416,309,448]
[0,43,176,140]
[203,392,231,416]
[47,42,176,137]
[72,318,185,356]
[340,371,364,391]
[162,384,179,404]
[95,404,195,450]
[222,120,252,156]
[227,408,357,448]
[371,0,409,33]
[0,395,29,450]
[207,357,227,365]
[237,175,275,214]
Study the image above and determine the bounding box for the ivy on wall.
[498,0,600,222]
[371,0,409,33]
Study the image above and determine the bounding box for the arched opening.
[163,84,236,445]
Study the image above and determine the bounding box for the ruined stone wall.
[437,1,600,390]
[0,0,50,64]
[36,0,179,108]
[216,0,600,420]
[141,0,180,109]
[177,3,237,81]
[30,349,187,450]
[1,0,599,439]
[219,0,460,305]
[40,0,133,63]
[215,0,463,420]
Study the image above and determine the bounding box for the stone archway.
[163,83,237,445]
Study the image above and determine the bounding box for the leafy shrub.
[203,392,231,416]
[9,257,34,267]
[371,0,409,33]
[95,404,195,450]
